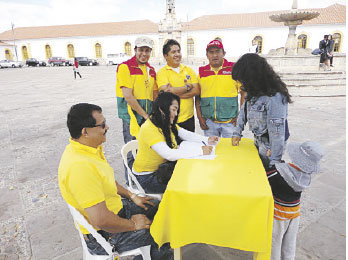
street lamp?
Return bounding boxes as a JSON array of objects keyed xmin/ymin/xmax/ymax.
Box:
[{"xmin": 11, "ymin": 22, "xmax": 18, "ymax": 61}]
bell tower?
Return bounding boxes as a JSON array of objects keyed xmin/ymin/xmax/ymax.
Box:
[{"xmin": 159, "ymin": 0, "xmax": 182, "ymax": 53}]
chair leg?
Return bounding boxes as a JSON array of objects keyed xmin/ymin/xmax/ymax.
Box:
[{"xmin": 139, "ymin": 245, "xmax": 151, "ymax": 260}]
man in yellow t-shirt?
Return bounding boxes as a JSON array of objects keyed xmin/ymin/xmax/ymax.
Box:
[
  {"xmin": 156, "ymin": 39, "xmax": 199, "ymax": 132},
  {"xmin": 58, "ymin": 103, "xmax": 172, "ymax": 259},
  {"xmin": 116, "ymin": 36, "xmax": 158, "ymax": 182},
  {"xmin": 116, "ymin": 36, "xmax": 158, "ymax": 142}
]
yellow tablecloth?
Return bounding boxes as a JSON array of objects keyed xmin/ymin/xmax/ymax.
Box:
[{"xmin": 150, "ymin": 138, "xmax": 274, "ymax": 260}]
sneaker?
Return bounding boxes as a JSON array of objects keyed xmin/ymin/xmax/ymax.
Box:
[{"xmin": 330, "ymin": 64, "xmax": 334, "ymax": 67}]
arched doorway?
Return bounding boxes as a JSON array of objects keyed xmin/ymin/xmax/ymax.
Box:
[
  {"xmin": 22, "ymin": 46, "xmax": 29, "ymax": 60},
  {"xmin": 124, "ymin": 42, "xmax": 132, "ymax": 56},
  {"xmin": 187, "ymin": 38, "xmax": 194, "ymax": 56},
  {"xmin": 253, "ymin": 36, "xmax": 263, "ymax": 54},
  {"xmin": 95, "ymin": 43, "xmax": 102, "ymax": 58},
  {"xmin": 5, "ymin": 49, "xmax": 13, "ymax": 60},
  {"xmin": 67, "ymin": 44, "xmax": 75, "ymax": 58},
  {"xmin": 45, "ymin": 45, "xmax": 52, "ymax": 59},
  {"xmin": 332, "ymin": 33, "xmax": 342, "ymax": 52},
  {"xmin": 297, "ymin": 34, "xmax": 307, "ymax": 49}
]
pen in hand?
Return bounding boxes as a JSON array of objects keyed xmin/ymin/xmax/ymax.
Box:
[{"xmin": 202, "ymin": 141, "xmax": 207, "ymax": 146}]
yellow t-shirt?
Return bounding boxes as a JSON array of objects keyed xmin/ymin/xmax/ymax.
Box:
[
  {"xmin": 58, "ymin": 139, "xmax": 123, "ymax": 234},
  {"xmin": 156, "ymin": 64, "xmax": 198, "ymax": 123},
  {"xmin": 116, "ymin": 63, "xmax": 157, "ymax": 101},
  {"xmin": 133, "ymin": 120, "xmax": 179, "ymax": 172}
]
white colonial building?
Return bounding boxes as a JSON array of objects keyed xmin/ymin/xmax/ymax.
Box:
[{"xmin": 0, "ymin": 1, "xmax": 345, "ymax": 63}]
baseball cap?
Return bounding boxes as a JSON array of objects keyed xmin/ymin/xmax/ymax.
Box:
[
  {"xmin": 206, "ymin": 39, "xmax": 224, "ymax": 51},
  {"xmin": 135, "ymin": 36, "xmax": 153, "ymax": 49}
]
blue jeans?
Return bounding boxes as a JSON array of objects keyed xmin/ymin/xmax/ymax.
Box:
[
  {"xmin": 204, "ymin": 119, "xmax": 235, "ymax": 138},
  {"xmin": 135, "ymin": 173, "xmax": 167, "ymax": 194},
  {"xmin": 84, "ymin": 199, "xmax": 173, "ymax": 260},
  {"xmin": 122, "ymin": 120, "xmax": 136, "ymax": 185}
]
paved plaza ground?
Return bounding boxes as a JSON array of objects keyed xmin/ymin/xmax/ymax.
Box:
[{"xmin": 0, "ymin": 65, "xmax": 345, "ymax": 260}]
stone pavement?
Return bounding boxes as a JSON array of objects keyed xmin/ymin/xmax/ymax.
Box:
[{"xmin": 0, "ymin": 65, "xmax": 345, "ymax": 260}]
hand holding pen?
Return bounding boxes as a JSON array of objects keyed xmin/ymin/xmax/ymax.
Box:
[{"xmin": 201, "ymin": 141, "xmax": 213, "ymax": 155}]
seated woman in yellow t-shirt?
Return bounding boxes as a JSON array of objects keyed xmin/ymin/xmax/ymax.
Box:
[{"xmin": 133, "ymin": 91, "xmax": 218, "ymax": 193}]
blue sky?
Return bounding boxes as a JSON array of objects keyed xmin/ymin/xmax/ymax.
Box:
[{"xmin": 0, "ymin": 0, "xmax": 345, "ymax": 33}]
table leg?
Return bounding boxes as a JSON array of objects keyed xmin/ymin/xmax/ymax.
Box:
[
  {"xmin": 253, "ymin": 251, "xmax": 271, "ymax": 260},
  {"xmin": 174, "ymin": 247, "xmax": 182, "ymax": 260}
]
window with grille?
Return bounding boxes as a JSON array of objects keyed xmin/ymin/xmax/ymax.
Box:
[
  {"xmin": 45, "ymin": 45, "xmax": 52, "ymax": 59},
  {"xmin": 297, "ymin": 34, "xmax": 307, "ymax": 49},
  {"xmin": 67, "ymin": 44, "xmax": 75, "ymax": 58},
  {"xmin": 22, "ymin": 46, "xmax": 29, "ymax": 60},
  {"xmin": 95, "ymin": 43, "xmax": 102, "ymax": 58},
  {"xmin": 124, "ymin": 42, "xmax": 132, "ymax": 56},
  {"xmin": 332, "ymin": 33, "xmax": 342, "ymax": 52},
  {"xmin": 187, "ymin": 38, "xmax": 194, "ymax": 56},
  {"xmin": 253, "ymin": 36, "xmax": 263, "ymax": 54}
]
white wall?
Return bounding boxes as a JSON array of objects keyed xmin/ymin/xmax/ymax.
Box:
[
  {"xmin": 2, "ymin": 23, "xmax": 345, "ymax": 62},
  {"xmin": 181, "ymin": 23, "xmax": 345, "ymax": 59},
  {"xmin": 9, "ymin": 33, "xmax": 159, "ymax": 61}
]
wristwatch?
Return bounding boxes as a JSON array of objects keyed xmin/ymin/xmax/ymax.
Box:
[{"xmin": 186, "ymin": 84, "xmax": 190, "ymax": 92}]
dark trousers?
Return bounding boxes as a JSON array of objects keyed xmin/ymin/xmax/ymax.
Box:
[
  {"xmin": 74, "ymin": 71, "xmax": 82, "ymax": 78},
  {"xmin": 330, "ymin": 56, "xmax": 333, "ymax": 65},
  {"xmin": 178, "ymin": 116, "xmax": 195, "ymax": 132},
  {"xmin": 84, "ymin": 199, "xmax": 173, "ymax": 260}
]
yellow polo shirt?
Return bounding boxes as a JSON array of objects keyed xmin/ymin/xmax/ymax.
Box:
[
  {"xmin": 156, "ymin": 64, "xmax": 198, "ymax": 123},
  {"xmin": 133, "ymin": 120, "xmax": 179, "ymax": 173},
  {"xmin": 58, "ymin": 139, "xmax": 123, "ymax": 234}
]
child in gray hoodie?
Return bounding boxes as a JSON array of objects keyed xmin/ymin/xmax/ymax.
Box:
[{"xmin": 266, "ymin": 141, "xmax": 324, "ymax": 260}]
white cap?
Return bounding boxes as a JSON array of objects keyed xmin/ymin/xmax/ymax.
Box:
[{"xmin": 135, "ymin": 36, "xmax": 153, "ymax": 49}]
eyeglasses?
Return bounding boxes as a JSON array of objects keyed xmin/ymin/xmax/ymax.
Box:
[{"xmin": 88, "ymin": 121, "xmax": 106, "ymax": 129}]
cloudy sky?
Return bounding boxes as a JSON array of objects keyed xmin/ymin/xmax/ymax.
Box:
[{"xmin": 0, "ymin": 0, "xmax": 345, "ymax": 33}]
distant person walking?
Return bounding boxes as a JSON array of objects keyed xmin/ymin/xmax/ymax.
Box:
[{"xmin": 73, "ymin": 58, "xmax": 82, "ymax": 79}]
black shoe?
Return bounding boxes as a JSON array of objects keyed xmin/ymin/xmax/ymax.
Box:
[{"xmin": 330, "ymin": 65, "xmax": 334, "ymax": 67}]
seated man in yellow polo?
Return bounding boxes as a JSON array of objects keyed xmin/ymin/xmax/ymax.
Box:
[
  {"xmin": 58, "ymin": 103, "xmax": 173, "ymax": 259},
  {"xmin": 156, "ymin": 39, "xmax": 199, "ymax": 132},
  {"xmin": 195, "ymin": 39, "xmax": 245, "ymax": 137}
]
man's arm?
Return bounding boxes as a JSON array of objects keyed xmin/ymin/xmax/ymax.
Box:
[
  {"xmin": 116, "ymin": 181, "xmax": 155, "ymax": 210},
  {"xmin": 195, "ymin": 95, "xmax": 208, "ymax": 130},
  {"xmin": 122, "ymin": 87, "xmax": 148, "ymax": 119},
  {"xmin": 180, "ymin": 83, "xmax": 200, "ymax": 99},
  {"xmin": 159, "ymin": 83, "xmax": 187, "ymax": 96},
  {"xmin": 239, "ymin": 90, "xmax": 246, "ymax": 108},
  {"xmin": 84, "ymin": 201, "xmax": 150, "ymax": 234}
]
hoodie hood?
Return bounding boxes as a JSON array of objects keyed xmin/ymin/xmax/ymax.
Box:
[{"xmin": 275, "ymin": 163, "xmax": 311, "ymax": 192}]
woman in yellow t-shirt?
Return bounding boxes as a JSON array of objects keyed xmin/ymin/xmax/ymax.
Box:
[{"xmin": 133, "ymin": 91, "xmax": 218, "ymax": 193}]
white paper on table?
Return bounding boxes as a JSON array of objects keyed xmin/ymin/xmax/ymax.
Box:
[{"xmin": 179, "ymin": 141, "xmax": 217, "ymax": 160}]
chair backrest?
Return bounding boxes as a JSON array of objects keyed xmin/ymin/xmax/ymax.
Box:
[
  {"xmin": 67, "ymin": 204, "xmax": 114, "ymax": 256},
  {"xmin": 120, "ymin": 140, "xmax": 145, "ymax": 194}
]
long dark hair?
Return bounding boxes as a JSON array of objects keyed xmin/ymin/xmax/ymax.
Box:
[
  {"xmin": 232, "ymin": 53, "xmax": 292, "ymax": 103},
  {"xmin": 150, "ymin": 91, "xmax": 181, "ymax": 148}
]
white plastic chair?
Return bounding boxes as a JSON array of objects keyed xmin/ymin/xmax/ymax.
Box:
[
  {"xmin": 67, "ymin": 204, "xmax": 151, "ymax": 260},
  {"xmin": 121, "ymin": 140, "xmax": 162, "ymax": 200}
]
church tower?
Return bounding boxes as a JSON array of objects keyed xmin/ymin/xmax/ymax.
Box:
[{"xmin": 158, "ymin": 0, "xmax": 182, "ymax": 53}]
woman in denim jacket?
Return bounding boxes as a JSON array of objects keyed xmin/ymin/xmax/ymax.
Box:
[{"xmin": 231, "ymin": 53, "xmax": 292, "ymax": 168}]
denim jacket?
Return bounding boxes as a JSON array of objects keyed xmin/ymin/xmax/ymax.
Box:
[{"xmin": 232, "ymin": 92, "xmax": 288, "ymax": 165}]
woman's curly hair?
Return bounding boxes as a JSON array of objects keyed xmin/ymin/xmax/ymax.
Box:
[
  {"xmin": 232, "ymin": 53, "xmax": 292, "ymax": 103},
  {"xmin": 150, "ymin": 91, "xmax": 181, "ymax": 148}
]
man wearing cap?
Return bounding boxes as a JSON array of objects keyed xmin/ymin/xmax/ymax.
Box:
[
  {"xmin": 157, "ymin": 39, "xmax": 199, "ymax": 132},
  {"xmin": 195, "ymin": 39, "xmax": 245, "ymax": 137},
  {"xmin": 116, "ymin": 36, "xmax": 158, "ymax": 180}
]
